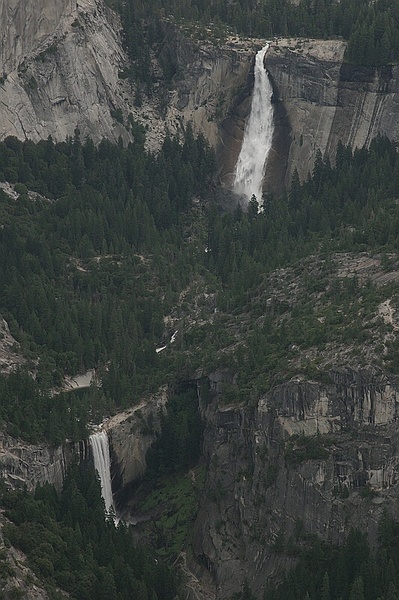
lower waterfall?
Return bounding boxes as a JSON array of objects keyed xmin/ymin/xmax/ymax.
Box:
[
  {"xmin": 89, "ymin": 430, "xmax": 115, "ymax": 516},
  {"xmin": 233, "ymin": 43, "xmax": 274, "ymax": 205}
]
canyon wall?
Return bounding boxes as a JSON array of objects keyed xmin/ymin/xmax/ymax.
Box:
[
  {"xmin": 0, "ymin": 433, "xmax": 88, "ymax": 492},
  {"xmin": 3, "ymin": 362, "xmax": 399, "ymax": 600},
  {"xmin": 0, "ymin": 0, "xmax": 256, "ymax": 162},
  {"xmin": 192, "ymin": 368, "xmax": 399, "ymax": 599},
  {"xmin": 107, "ymin": 389, "xmax": 168, "ymax": 508},
  {"xmin": 2, "ymin": 0, "xmax": 399, "ymax": 196},
  {"xmin": 0, "ymin": 389, "xmax": 166, "ymax": 498},
  {"xmin": 265, "ymin": 38, "xmax": 399, "ymax": 189},
  {"xmin": 0, "ymin": 0, "xmax": 129, "ymax": 144}
]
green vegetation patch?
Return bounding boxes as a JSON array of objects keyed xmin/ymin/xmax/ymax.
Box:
[
  {"xmin": 0, "ymin": 464, "xmax": 180, "ymax": 600},
  {"xmin": 284, "ymin": 433, "xmax": 333, "ymax": 465},
  {"xmin": 136, "ymin": 467, "xmax": 205, "ymax": 560}
]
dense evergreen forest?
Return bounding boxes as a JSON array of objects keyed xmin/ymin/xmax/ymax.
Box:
[
  {"xmin": 0, "ymin": 102, "xmax": 399, "ymax": 599},
  {"xmin": 0, "ymin": 129, "xmax": 215, "ymax": 442},
  {"xmin": 0, "ymin": 133, "xmax": 399, "ymax": 442},
  {"xmin": 114, "ymin": 0, "xmax": 399, "ymax": 70},
  {"xmin": 233, "ymin": 516, "xmax": 399, "ymax": 600},
  {"xmin": 0, "ymin": 463, "xmax": 179, "ymax": 600}
]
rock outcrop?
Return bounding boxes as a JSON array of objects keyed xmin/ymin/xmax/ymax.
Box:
[
  {"xmin": 2, "ymin": 2, "xmax": 399, "ymax": 197},
  {"xmin": 0, "ymin": 0, "xmax": 130, "ymax": 144},
  {"xmin": 161, "ymin": 28, "xmax": 257, "ymax": 185},
  {"xmin": 106, "ymin": 389, "xmax": 168, "ymax": 508},
  {"xmin": 0, "ymin": 387, "xmax": 167, "ymax": 498},
  {"xmin": 265, "ymin": 38, "xmax": 399, "ymax": 189},
  {"xmin": 0, "ymin": 432, "xmax": 88, "ymax": 491},
  {"xmin": 192, "ymin": 368, "xmax": 399, "ymax": 599},
  {"xmin": 0, "ymin": 0, "xmax": 256, "ymax": 164}
]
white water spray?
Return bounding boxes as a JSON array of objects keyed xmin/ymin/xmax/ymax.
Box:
[
  {"xmin": 90, "ymin": 430, "xmax": 115, "ymax": 515},
  {"xmin": 233, "ymin": 44, "xmax": 274, "ymax": 205}
]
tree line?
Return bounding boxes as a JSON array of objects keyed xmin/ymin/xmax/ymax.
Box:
[
  {"xmin": 1, "ymin": 462, "xmax": 179, "ymax": 600},
  {"xmin": 0, "ymin": 129, "xmax": 215, "ymax": 442},
  {"xmin": 112, "ymin": 0, "xmax": 399, "ymax": 75}
]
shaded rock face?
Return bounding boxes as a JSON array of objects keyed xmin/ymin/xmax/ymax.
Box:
[
  {"xmin": 170, "ymin": 37, "xmax": 399, "ymax": 196},
  {"xmin": 192, "ymin": 368, "xmax": 399, "ymax": 599},
  {"xmin": 107, "ymin": 390, "xmax": 168, "ymax": 509},
  {"xmin": 160, "ymin": 27, "xmax": 256, "ymax": 185},
  {"xmin": 0, "ymin": 0, "xmax": 257, "ymax": 179},
  {"xmin": 0, "ymin": 388, "xmax": 166, "ymax": 505},
  {"xmin": 0, "ymin": 433, "xmax": 89, "ymax": 492},
  {"xmin": 0, "ymin": 0, "xmax": 130, "ymax": 144},
  {"xmin": 265, "ymin": 40, "xmax": 399, "ymax": 188},
  {"xmin": 2, "ymin": 6, "xmax": 399, "ymax": 198}
]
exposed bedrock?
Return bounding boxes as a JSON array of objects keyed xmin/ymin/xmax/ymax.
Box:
[
  {"xmin": 192, "ymin": 368, "xmax": 399, "ymax": 599},
  {"xmin": 2, "ymin": 5, "xmax": 399, "ymax": 197},
  {"xmin": 266, "ymin": 39, "xmax": 399, "ymax": 188},
  {"xmin": 0, "ymin": 0, "xmax": 131, "ymax": 144},
  {"xmin": 0, "ymin": 433, "xmax": 89, "ymax": 492}
]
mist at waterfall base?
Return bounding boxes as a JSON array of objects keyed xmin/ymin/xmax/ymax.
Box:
[
  {"xmin": 89, "ymin": 430, "xmax": 116, "ymax": 519},
  {"xmin": 233, "ymin": 44, "xmax": 274, "ymax": 206}
]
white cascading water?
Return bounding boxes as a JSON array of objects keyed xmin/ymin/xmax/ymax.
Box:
[
  {"xmin": 90, "ymin": 430, "xmax": 115, "ymax": 515},
  {"xmin": 233, "ymin": 44, "xmax": 274, "ymax": 205}
]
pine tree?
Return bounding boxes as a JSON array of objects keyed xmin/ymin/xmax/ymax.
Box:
[
  {"xmin": 321, "ymin": 571, "xmax": 330, "ymax": 600},
  {"xmin": 350, "ymin": 576, "xmax": 365, "ymax": 600}
]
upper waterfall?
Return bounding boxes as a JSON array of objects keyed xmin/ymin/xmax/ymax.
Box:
[
  {"xmin": 233, "ymin": 44, "xmax": 274, "ymax": 205},
  {"xmin": 90, "ymin": 430, "xmax": 115, "ymax": 516}
]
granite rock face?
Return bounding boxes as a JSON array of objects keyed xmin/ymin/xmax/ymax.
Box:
[
  {"xmin": 0, "ymin": 0, "xmax": 129, "ymax": 144},
  {"xmin": 107, "ymin": 389, "xmax": 168, "ymax": 507},
  {"xmin": 161, "ymin": 28, "xmax": 256, "ymax": 186},
  {"xmin": 0, "ymin": 433, "xmax": 88, "ymax": 491},
  {"xmin": 192, "ymin": 368, "xmax": 399, "ymax": 599},
  {"xmin": 3, "ymin": 365, "xmax": 399, "ymax": 600},
  {"xmin": 265, "ymin": 39, "xmax": 399, "ymax": 189},
  {"xmin": 0, "ymin": 0, "xmax": 256, "ymax": 168},
  {"xmin": 0, "ymin": 386, "xmax": 167, "ymax": 497},
  {"xmin": 2, "ymin": 6, "xmax": 399, "ymax": 196}
]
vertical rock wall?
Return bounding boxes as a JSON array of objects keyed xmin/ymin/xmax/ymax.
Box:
[
  {"xmin": 192, "ymin": 368, "xmax": 399, "ymax": 599},
  {"xmin": 0, "ymin": 433, "xmax": 89, "ymax": 492},
  {"xmin": 0, "ymin": 0, "xmax": 76, "ymax": 74},
  {"xmin": 265, "ymin": 39, "xmax": 399, "ymax": 189},
  {"xmin": 0, "ymin": 0, "xmax": 130, "ymax": 143}
]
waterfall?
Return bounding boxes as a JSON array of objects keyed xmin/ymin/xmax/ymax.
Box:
[
  {"xmin": 233, "ymin": 44, "xmax": 274, "ymax": 205},
  {"xmin": 89, "ymin": 430, "xmax": 115, "ymax": 515}
]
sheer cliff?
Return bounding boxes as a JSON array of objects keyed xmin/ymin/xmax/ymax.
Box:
[
  {"xmin": 0, "ymin": 0, "xmax": 131, "ymax": 143},
  {"xmin": 265, "ymin": 38, "xmax": 399, "ymax": 190},
  {"xmin": 2, "ymin": 0, "xmax": 399, "ymax": 194},
  {"xmin": 0, "ymin": 0, "xmax": 256, "ymax": 162},
  {"xmin": 2, "ymin": 3, "xmax": 399, "ymax": 598},
  {"xmin": 191, "ymin": 368, "xmax": 399, "ymax": 599}
]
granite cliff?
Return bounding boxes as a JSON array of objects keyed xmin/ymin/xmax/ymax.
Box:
[
  {"xmin": 2, "ymin": 2, "xmax": 399, "ymax": 597},
  {"xmin": 2, "ymin": 0, "xmax": 399, "ymax": 195},
  {"xmin": 0, "ymin": 0, "xmax": 256, "ymax": 165},
  {"xmin": 0, "ymin": 0, "xmax": 131, "ymax": 144},
  {"xmin": 3, "ymin": 366, "xmax": 399, "ymax": 599},
  {"xmin": 0, "ymin": 387, "xmax": 166, "ymax": 499},
  {"xmin": 190, "ymin": 367, "xmax": 399, "ymax": 599},
  {"xmin": 265, "ymin": 38, "xmax": 399, "ymax": 191}
]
